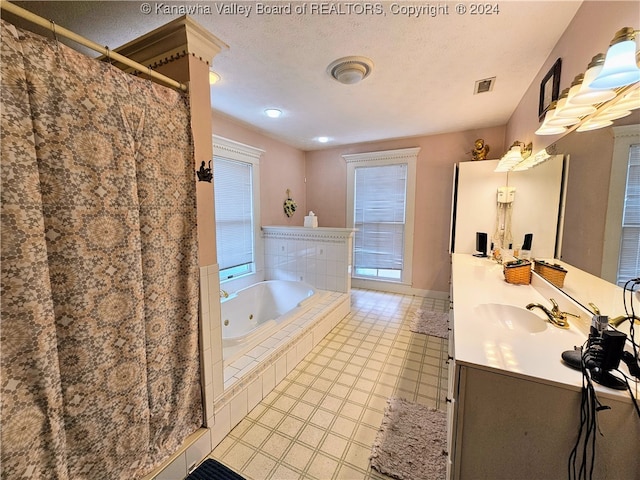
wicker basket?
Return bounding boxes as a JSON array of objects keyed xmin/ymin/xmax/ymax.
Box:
[
  {"xmin": 503, "ymin": 260, "xmax": 532, "ymax": 285},
  {"xmin": 534, "ymin": 260, "xmax": 567, "ymax": 288}
]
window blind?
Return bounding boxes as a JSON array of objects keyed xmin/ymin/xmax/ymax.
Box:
[
  {"xmin": 354, "ymin": 164, "xmax": 407, "ymax": 271},
  {"xmin": 618, "ymin": 143, "xmax": 640, "ymax": 286},
  {"xmin": 214, "ymin": 157, "xmax": 253, "ymax": 273}
]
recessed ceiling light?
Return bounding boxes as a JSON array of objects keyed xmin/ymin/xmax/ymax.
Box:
[
  {"xmin": 209, "ymin": 71, "xmax": 220, "ymax": 85},
  {"xmin": 317, "ymin": 136, "xmax": 329, "ymax": 143},
  {"xmin": 264, "ymin": 108, "xmax": 282, "ymax": 118}
]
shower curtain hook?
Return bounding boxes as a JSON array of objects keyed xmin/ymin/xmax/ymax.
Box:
[
  {"xmin": 49, "ymin": 19, "xmax": 58, "ymax": 42},
  {"xmin": 105, "ymin": 46, "xmax": 112, "ymax": 65},
  {"xmin": 49, "ymin": 19, "xmax": 62, "ymax": 56}
]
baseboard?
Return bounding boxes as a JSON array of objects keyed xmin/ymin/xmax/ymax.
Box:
[{"xmin": 351, "ymin": 278, "xmax": 449, "ymax": 299}]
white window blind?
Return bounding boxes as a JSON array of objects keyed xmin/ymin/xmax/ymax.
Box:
[
  {"xmin": 618, "ymin": 143, "xmax": 640, "ymax": 286},
  {"xmin": 354, "ymin": 164, "xmax": 407, "ymax": 273},
  {"xmin": 214, "ymin": 157, "xmax": 253, "ymax": 276}
]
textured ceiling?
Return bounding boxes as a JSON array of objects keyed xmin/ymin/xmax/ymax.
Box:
[{"xmin": 9, "ymin": 1, "xmax": 583, "ymax": 150}]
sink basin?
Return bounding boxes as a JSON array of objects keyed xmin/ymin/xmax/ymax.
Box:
[{"xmin": 474, "ymin": 303, "xmax": 548, "ymax": 333}]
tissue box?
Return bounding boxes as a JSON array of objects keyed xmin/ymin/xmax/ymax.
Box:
[{"xmin": 304, "ymin": 216, "xmax": 318, "ymax": 228}]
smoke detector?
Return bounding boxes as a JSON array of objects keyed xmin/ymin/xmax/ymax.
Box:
[{"xmin": 327, "ymin": 56, "xmax": 374, "ymax": 85}]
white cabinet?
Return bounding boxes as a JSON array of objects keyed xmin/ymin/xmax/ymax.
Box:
[{"xmin": 448, "ymin": 364, "xmax": 639, "ymax": 479}]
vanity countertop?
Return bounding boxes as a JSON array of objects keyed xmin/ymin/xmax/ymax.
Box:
[{"xmin": 451, "ymin": 253, "xmax": 634, "ymax": 402}]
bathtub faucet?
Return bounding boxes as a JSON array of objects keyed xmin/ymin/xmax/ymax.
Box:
[{"xmin": 220, "ymin": 289, "xmax": 229, "ymax": 299}]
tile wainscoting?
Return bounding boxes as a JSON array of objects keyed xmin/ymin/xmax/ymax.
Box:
[{"xmin": 262, "ymin": 226, "xmax": 355, "ymax": 293}]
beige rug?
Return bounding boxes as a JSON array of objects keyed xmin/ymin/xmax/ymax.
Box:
[
  {"xmin": 409, "ymin": 309, "xmax": 449, "ymax": 338},
  {"xmin": 370, "ymin": 397, "xmax": 447, "ymax": 480}
]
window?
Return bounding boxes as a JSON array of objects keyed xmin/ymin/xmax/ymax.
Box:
[
  {"xmin": 214, "ymin": 158, "xmax": 253, "ymax": 279},
  {"xmin": 354, "ymin": 164, "xmax": 407, "ymax": 280},
  {"xmin": 617, "ymin": 143, "xmax": 640, "ymax": 287},
  {"xmin": 344, "ymin": 148, "xmax": 419, "ymax": 285},
  {"xmin": 212, "ymin": 136, "xmax": 263, "ymax": 282}
]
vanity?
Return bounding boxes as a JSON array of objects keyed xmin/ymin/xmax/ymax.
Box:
[{"xmin": 447, "ymin": 253, "xmax": 640, "ymax": 480}]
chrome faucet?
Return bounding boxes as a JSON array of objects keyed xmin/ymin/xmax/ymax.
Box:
[
  {"xmin": 526, "ymin": 298, "xmax": 578, "ymax": 329},
  {"xmin": 220, "ymin": 289, "xmax": 229, "ymax": 299}
]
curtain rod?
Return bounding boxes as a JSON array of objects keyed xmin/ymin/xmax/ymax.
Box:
[{"xmin": 0, "ymin": 0, "xmax": 187, "ymax": 92}]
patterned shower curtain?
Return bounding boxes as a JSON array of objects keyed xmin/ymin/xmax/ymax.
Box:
[{"xmin": 1, "ymin": 20, "xmax": 203, "ymax": 479}]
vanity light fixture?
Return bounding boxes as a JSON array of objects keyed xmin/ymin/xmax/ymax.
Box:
[
  {"xmin": 576, "ymin": 117, "xmax": 614, "ymax": 132},
  {"xmin": 264, "ymin": 108, "xmax": 283, "ymax": 118},
  {"xmin": 590, "ymin": 27, "xmax": 640, "ymax": 90},
  {"xmin": 495, "ymin": 141, "xmax": 533, "ymax": 172},
  {"xmin": 590, "ymin": 108, "xmax": 633, "ymax": 122},
  {"xmin": 535, "ymin": 123, "xmax": 567, "ymax": 136},
  {"xmin": 546, "ymin": 89, "xmax": 582, "ymax": 126},
  {"xmin": 536, "ymin": 101, "xmax": 569, "ymax": 135},
  {"xmin": 536, "ymin": 27, "xmax": 639, "ymax": 137},
  {"xmin": 607, "ymin": 88, "xmax": 640, "ymax": 112},
  {"xmin": 569, "ymin": 54, "xmax": 617, "ymax": 105},
  {"xmin": 512, "ymin": 149, "xmax": 552, "ymax": 171},
  {"xmin": 557, "ymin": 76, "xmax": 597, "ymax": 117}
]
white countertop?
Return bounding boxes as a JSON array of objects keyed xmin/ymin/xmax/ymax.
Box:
[{"xmin": 451, "ymin": 253, "xmax": 635, "ymax": 402}]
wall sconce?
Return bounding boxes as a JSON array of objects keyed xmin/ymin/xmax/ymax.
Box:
[
  {"xmin": 590, "ymin": 27, "xmax": 640, "ymax": 90},
  {"xmin": 495, "ymin": 141, "xmax": 533, "ymax": 172}
]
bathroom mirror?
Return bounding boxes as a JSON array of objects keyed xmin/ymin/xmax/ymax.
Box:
[{"xmin": 541, "ymin": 111, "xmax": 639, "ymax": 309}]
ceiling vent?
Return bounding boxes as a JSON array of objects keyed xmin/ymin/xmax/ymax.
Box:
[
  {"xmin": 474, "ymin": 77, "xmax": 496, "ymax": 94},
  {"xmin": 327, "ymin": 56, "xmax": 374, "ymax": 85}
]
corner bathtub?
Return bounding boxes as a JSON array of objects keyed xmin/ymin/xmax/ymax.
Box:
[{"xmin": 221, "ymin": 280, "xmax": 322, "ymax": 364}]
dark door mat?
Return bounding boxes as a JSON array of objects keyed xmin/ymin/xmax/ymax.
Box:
[{"xmin": 186, "ymin": 459, "xmax": 246, "ymax": 480}]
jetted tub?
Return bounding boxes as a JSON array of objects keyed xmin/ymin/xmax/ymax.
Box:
[{"xmin": 220, "ymin": 280, "xmax": 320, "ymax": 363}]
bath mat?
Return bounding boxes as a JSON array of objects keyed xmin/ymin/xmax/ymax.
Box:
[
  {"xmin": 186, "ymin": 458, "xmax": 246, "ymax": 480},
  {"xmin": 409, "ymin": 309, "xmax": 449, "ymax": 338},
  {"xmin": 370, "ymin": 398, "xmax": 447, "ymax": 480}
]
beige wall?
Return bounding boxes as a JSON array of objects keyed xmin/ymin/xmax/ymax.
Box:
[
  {"xmin": 506, "ymin": 1, "xmax": 639, "ymax": 277},
  {"xmin": 305, "ymin": 127, "xmax": 506, "ymax": 293},
  {"xmin": 211, "ymin": 111, "xmax": 307, "ymax": 227}
]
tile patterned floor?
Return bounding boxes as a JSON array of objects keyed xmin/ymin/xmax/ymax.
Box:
[{"xmin": 209, "ymin": 288, "xmax": 450, "ymax": 480}]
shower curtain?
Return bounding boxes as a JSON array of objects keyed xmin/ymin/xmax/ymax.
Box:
[{"xmin": 1, "ymin": 20, "xmax": 203, "ymax": 479}]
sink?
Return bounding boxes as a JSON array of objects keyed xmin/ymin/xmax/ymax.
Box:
[{"xmin": 474, "ymin": 303, "xmax": 548, "ymax": 333}]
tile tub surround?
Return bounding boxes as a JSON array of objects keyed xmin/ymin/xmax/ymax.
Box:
[
  {"xmin": 222, "ymin": 290, "xmax": 348, "ymax": 390},
  {"xmin": 208, "ymin": 289, "xmax": 450, "ymax": 480},
  {"xmin": 262, "ymin": 226, "xmax": 355, "ymax": 293}
]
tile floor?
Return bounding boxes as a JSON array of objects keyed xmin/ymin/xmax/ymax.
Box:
[{"xmin": 209, "ymin": 288, "xmax": 450, "ymax": 480}]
